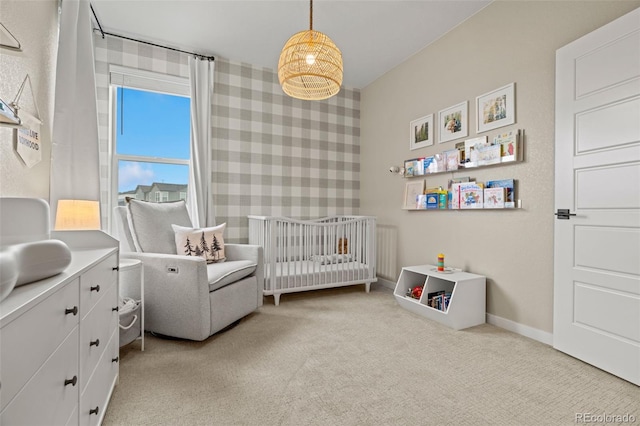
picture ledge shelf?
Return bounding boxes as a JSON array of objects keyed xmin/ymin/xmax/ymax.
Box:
[
  {"xmin": 403, "ymin": 202, "xmax": 522, "ymax": 211},
  {"xmin": 405, "ymin": 156, "xmax": 523, "ymax": 179}
]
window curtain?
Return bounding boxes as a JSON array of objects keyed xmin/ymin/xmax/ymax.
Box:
[
  {"xmin": 50, "ymin": 0, "xmax": 100, "ymax": 225},
  {"xmin": 187, "ymin": 56, "xmax": 215, "ymax": 228}
]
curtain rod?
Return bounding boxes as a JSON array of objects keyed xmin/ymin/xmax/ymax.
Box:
[{"xmin": 89, "ymin": 4, "xmax": 215, "ymax": 61}]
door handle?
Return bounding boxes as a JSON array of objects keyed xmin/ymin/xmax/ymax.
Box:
[{"xmin": 555, "ymin": 209, "xmax": 576, "ymax": 220}]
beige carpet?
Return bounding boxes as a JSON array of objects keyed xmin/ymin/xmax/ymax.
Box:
[{"xmin": 104, "ymin": 285, "xmax": 639, "ymax": 426}]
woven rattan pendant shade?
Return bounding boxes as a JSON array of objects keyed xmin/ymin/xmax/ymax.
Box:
[{"xmin": 278, "ymin": 1, "xmax": 343, "ymax": 100}]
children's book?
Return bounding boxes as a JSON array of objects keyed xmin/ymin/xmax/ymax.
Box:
[
  {"xmin": 493, "ymin": 129, "xmax": 521, "ymax": 163},
  {"xmin": 404, "ymin": 159, "xmax": 415, "ymax": 177},
  {"xmin": 459, "ymin": 182, "xmax": 484, "ymax": 209},
  {"xmin": 444, "ymin": 149, "xmax": 459, "ymax": 171},
  {"xmin": 463, "ymin": 136, "xmax": 488, "ymax": 167},
  {"xmin": 413, "ymin": 158, "xmax": 425, "ymax": 176},
  {"xmin": 434, "ymin": 153, "xmax": 445, "ymax": 173},
  {"xmin": 423, "ymin": 156, "xmax": 437, "ymax": 174},
  {"xmin": 486, "ymin": 179, "xmax": 515, "ymax": 208},
  {"xmin": 448, "ymin": 177, "xmax": 470, "ymax": 209},
  {"xmin": 425, "ymin": 192, "xmax": 439, "ymax": 209},
  {"xmin": 455, "ymin": 141, "xmax": 466, "ymax": 165},
  {"xmin": 484, "ymin": 187, "xmax": 506, "ymax": 208},
  {"xmin": 476, "ymin": 144, "xmax": 501, "ymax": 166}
]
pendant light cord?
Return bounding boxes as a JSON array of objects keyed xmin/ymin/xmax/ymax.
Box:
[{"xmin": 309, "ymin": 0, "xmax": 313, "ymax": 31}]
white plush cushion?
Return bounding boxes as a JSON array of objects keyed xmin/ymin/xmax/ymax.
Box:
[
  {"xmin": 207, "ymin": 260, "xmax": 257, "ymax": 292},
  {"xmin": 127, "ymin": 199, "xmax": 192, "ymax": 254},
  {"xmin": 9, "ymin": 239, "xmax": 72, "ymax": 287},
  {"xmin": 172, "ymin": 223, "xmax": 226, "ymax": 263}
]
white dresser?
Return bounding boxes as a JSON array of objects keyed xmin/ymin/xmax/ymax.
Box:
[{"xmin": 0, "ymin": 230, "xmax": 119, "ymax": 425}]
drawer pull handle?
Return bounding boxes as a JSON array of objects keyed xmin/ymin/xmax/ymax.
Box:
[
  {"xmin": 90, "ymin": 339, "xmax": 100, "ymax": 347},
  {"xmin": 112, "ymin": 356, "xmax": 119, "ymax": 363},
  {"xmin": 89, "ymin": 406, "xmax": 99, "ymax": 416},
  {"xmin": 64, "ymin": 376, "xmax": 78, "ymax": 387},
  {"xmin": 112, "ymin": 266, "xmax": 119, "ymax": 271},
  {"xmin": 112, "ymin": 306, "xmax": 119, "ymax": 312},
  {"xmin": 90, "ymin": 285, "xmax": 100, "ymax": 292},
  {"xmin": 65, "ymin": 306, "xmax": 78, "ymax": 316}
]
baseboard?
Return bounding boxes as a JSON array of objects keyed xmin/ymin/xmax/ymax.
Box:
[
  {"xmin": 377, "ymin": 275, "xmax": 552, "ymax": 345},
  {"xmin": 486, "ymin": 313, "xmax": 553, "ymax": 346},
  {"xmin": 375, "ymin": 276, "xmax": 396, "ymax": 291}
]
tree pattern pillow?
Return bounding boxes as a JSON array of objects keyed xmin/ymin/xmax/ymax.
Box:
[{"xmin": 172, "ymin": 223, "xmax": 226, "ymax": 263}]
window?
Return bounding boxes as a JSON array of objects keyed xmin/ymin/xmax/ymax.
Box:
[
  {"xmin": 110, "ymin": 66, "xmax": 190, "ymax": 210},
  {"xmin": 155, "ymin": 191, "xmax": 169, "ymax": 202}
]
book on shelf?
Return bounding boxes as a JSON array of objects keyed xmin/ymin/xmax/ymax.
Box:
[
  {"xmin": 425, "ymin": 192, "xmax": 439, "ymax": 209},
  {"xmin": 455, "ymin": 141, "xmax": 466, "ymax": 165},
  {"xmin": 476, "ymin": 144, "xmax": 501, "ymax": 166},
  {"xmin": 486, "ymin": 179, "xmax": 515, "ymax": 208},
  {"xmin": 460, "ymin": 182, "xmax": 484, "ymax": 209},
  {"xmin": 404, "ymin": 159, "xmax": 416, "ymax": 177},
  {"xmin": 438, "ymin": 191, "xmax": 447, "ymax": 209},
  {"xmin": 427, "ymin": 291, "xmax": 451, "ymax": 311},
  {"xmin": 463, "ymin": 136, "xmax": 489, "ymax": 167},
  {"xmin": 493, "ymin": 129, "xmax": 521, "ymax": 163},
  {"xmin": 448, "ymin": 177, "xmax": 470, "ymax": 209},
  {"xmin": 414, "ymin": 158, "xmax": 425, "ymax": 176},
  {"xmin": 484, "ymin": 187, "xmax": 506, "ymax": 208},
  {"xmin": 444, "ymin": 149, "xmax": 460, "ymax": 171},
  {"xmin": 434, "ymin": 153, "xmax": 445, "ymax": 173},
  {"xmin": 423, "ymin": 156, "xmax": 439, "ymax": 174}
]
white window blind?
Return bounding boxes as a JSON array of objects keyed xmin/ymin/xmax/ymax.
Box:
[{"xmin": 109, "ymin": 65, "xmax": 189, "ymax": 96}]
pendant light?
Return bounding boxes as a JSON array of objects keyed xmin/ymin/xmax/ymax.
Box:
[{"xmin": 278, "ymin": 0, "xmax": 343, "ymax": 101}]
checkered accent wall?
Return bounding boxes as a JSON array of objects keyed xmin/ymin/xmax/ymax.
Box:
[{"xmin": 94, "ymin": 35, "xmax": 360, "ymax": 243}]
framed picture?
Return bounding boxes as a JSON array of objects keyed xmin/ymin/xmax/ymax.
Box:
[
  {"xmin": 476, "ymin": 83, "xmax": 515, "ymax": 133},
  {"xmin": 409, "ymin": 114, "xmax": 433, "ymax": 150},
  {"xmin": 403, "ymin": 180, "xmax": 425, "ymax": 210},
  {"xmin": 438, "ymin": 101, "xmax": 468, "ymax": 144}
]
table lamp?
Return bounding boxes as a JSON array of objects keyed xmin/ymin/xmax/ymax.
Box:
[{"xmin": 54, "ymin": 200, "xmax": 101, "ymax": 230}]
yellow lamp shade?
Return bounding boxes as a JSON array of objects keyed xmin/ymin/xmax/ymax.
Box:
[
  {"xmin": 278, "ymin": 29, "xmax": 343, "ymax": 101},
  {"xmin": 54, "ymin": 200, "xmax": 101, "ymax": 230}
]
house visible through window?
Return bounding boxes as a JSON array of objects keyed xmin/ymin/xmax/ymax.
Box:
[{"xmin": 110, "ymin": 66, "xmax": 190, "ymax": 209}]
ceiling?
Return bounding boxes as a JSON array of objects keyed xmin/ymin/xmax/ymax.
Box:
[{"xmin": 90, "ymin": 0, "xmax": 492, "ymax": 89}]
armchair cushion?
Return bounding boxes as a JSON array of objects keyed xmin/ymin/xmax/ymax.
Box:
[
  {"xmin": 207, "ymin": 260, "xmax": 257, "ymax": 292},
  {"xmin": 172, "ymin": 223, "xmax": 226, "ymax": 263},
  {"xmin": 127, "ymin": 199, "xmax": 192, "ymax": 254}
]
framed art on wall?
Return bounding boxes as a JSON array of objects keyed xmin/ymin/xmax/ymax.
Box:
[
  {"xmin": 409, "ymin": 114, "xmax": 433, "ymax": 150},
  {"xmin": 438, "ymin": 101, "xmax": 468, "ymax": 144},
  {"xmin": 476, "ymin": 83, "xmax": 515, "ymax": 133}
]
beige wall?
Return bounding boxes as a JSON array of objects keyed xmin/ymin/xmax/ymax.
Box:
[
  {"xmin": 0, "ymin": 0, "xmax": 58, "ymax": 199},
  {"xmin": 360, "ymin": 1, "xmax": 640, "ymax": 333}
]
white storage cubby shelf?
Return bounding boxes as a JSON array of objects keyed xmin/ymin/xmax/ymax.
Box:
[{"xmin": 393, "ymin": 265, "xmax": 486, "ymax": 330}]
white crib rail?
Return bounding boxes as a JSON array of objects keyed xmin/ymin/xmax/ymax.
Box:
[{"xmin": 248, "ymin": 215, "xmax": 377, "ymax": 305}]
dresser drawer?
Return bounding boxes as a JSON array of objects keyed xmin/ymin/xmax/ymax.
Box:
[
  {"xmin": 80, "ymin": 253, "xmax": 118, "ymax": 318},
  {"xmin": 80, "ymin": 282, "xmax": 118, "ymax": 392},
  {"xmin": 0, "ymin": 327, "xmax": 79, "ymax": 426},
  {"xmin": 0, "ymin": 279, "xmax": 79, "ymax": 411},
  {"xmin": 80, "ymin": 329, "xmax": 119, "ymax": 426}
]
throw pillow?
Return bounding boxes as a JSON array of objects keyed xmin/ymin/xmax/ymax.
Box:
[
  {"xmin": 172, "ymin": 223, "xmax": 226, "ymax": 263},
  {"xmin": 126, "ymin": 199, "xmax": 192, "ymax": 254}
]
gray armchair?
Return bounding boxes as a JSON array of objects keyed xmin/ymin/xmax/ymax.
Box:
[{"xmin": 113, "ymin": 202, "xmax": 262, "ymax": 341}]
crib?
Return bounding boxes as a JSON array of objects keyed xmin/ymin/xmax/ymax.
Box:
[{"xmin": 248, "ymin": 215, "xmax": 377, "ymax": 305}]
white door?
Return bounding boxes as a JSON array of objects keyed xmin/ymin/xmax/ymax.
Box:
[{"xmin": 554, "ymin": 7, "xmax": 640, "ymax": 386}]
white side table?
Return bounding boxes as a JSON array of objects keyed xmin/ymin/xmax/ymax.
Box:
[{"xmin": 119, "ymin": 258, "xmax": 144, "ymax": 351}]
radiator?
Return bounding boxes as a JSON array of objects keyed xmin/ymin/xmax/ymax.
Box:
[{"xmin": 376, "ymin": 224, "xmax": 397, "ymax": 281}]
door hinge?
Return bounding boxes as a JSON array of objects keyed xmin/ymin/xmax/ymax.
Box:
[{"xmin": 555, "ymin": 209, "xmax": 576, "ymax": 220}]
